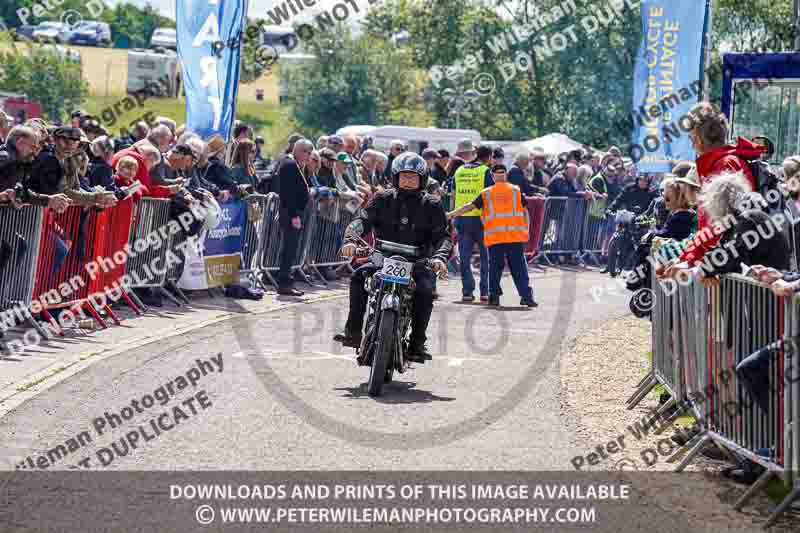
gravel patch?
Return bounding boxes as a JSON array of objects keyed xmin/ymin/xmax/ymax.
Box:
[{"xmin": 560, "ymin": 315, "xmax": 799, "ymax": 531}]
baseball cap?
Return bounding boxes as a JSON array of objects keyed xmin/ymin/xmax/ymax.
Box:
[
  {"xmin": 457, "ymin": 138, "xmax": 475, "ymax": 153},
  {"xmin": 53, "ymin": 126, "xmax": 83, "ymax": 140},
  {"xmin": 336, "ymin": 151, "xmax": 352, "ymax": 164},
  {"xmin": 328, "ymin": 135, "xmax": 344, "ymax": 146},
  {"xmin": 491, "ymin": 164, "xmax": 508, "ymax": 173}
]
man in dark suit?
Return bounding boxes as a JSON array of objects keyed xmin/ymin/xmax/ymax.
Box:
[
  {"xmin": 507, "ymin": 151, "xmax": 537, "ymax": 198},
  {"xmin": 273, "ymin": 138, "xmax": 312, "ymax": 296}
]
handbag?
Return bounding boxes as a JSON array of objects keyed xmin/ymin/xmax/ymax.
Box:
[{"xmin": 247, "ymin": 198, "xmax": 263, "ymax": 223}]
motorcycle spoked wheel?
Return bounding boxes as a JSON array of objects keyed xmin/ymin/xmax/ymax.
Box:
[
  {"xmin": 606, "ymin": 234, "xmax": 622, "ymax": 277},
  {"xmin": 368, "ymin": 309, "xmax": 397, "ymax": 397},
  {"xmin": 630, "ymin": 288, "xmax": 654, "ymax": 318}
]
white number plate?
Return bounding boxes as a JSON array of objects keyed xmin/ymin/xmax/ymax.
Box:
[{"xmin": 381, "ymin": 257, "xmax": 413, "ymax": 285}]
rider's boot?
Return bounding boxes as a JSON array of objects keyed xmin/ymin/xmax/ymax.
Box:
[
  {"xmin": 407, "ymin": 341, "xmax": 433, "ymax": 363},
  {"xmin": 333, "ymin": 331, "xmax": 362, "ymax": 349}
]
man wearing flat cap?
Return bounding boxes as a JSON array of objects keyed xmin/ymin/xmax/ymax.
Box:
[{"xmin": 29, "ymin": 126, "xmax": 117, "ymax": 208}]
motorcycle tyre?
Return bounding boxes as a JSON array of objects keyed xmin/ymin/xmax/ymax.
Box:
[{"xmin": 368, "ymin": 309, "xmax": 397, "ymax": 397}]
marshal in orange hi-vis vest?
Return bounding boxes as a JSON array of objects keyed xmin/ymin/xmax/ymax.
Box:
[{"xmin": 479, "ymin": 182, "xmax": 530, "ymax": 247}]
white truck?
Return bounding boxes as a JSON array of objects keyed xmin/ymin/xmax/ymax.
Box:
[{"xmin": 336, "ymin": 125, "xmax": 482, "ymax": 155}]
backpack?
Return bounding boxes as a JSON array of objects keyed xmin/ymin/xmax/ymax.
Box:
[{"xmin": 743, "ymin": 155, "xmax": 783, "ymax": 213}]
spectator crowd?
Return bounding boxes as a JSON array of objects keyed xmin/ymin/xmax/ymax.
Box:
[{"xmin": 3, "ymin": 102, "xmax": 800, "ymax": 304}]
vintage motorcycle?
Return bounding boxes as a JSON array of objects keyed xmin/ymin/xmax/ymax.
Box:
[
  {"xmin": 355, "ymin": 239, "xmax": 435, "ymax": 397},
  {"xmin": 605, "ymin": 210, "xmax": 653, "ymax": 278}
]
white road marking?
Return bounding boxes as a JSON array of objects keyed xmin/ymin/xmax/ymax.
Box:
[
  {"xmin": 445, "ymin": 356, "xmax": 492, "ymax": 367},
  {"xmin": 232, "ymin": 351, "xmax": 291, "ymax": 359},
  {"xmin": 307, "ymin": 351, "xmax": 357, "ymax": 361}
]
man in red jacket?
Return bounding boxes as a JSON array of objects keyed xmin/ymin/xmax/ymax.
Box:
[
  {"xmin": 112, "ymin": 141, "xmax": 180, "ymax": 199},
  {"xmin": 661, "ymin": 102, "xmax": 765, "ymax": 281}
]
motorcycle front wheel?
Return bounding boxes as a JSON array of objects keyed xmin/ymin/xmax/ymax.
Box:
[
  {"xmin": 368, "ymin": 309, "xmax": 397, "ymax": 397},
  {"xmin": 607, "ymin": 234, "xmax": 621, "ymax": 277}
]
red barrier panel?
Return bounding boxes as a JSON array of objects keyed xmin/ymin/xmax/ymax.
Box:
[
  {"xmin": 32, "ymin": 206, "xmax": 99, "ymax": 333},
  {"xmin": 88, "ymin": 198, "xmax": 141, "ymax": 320},
  {"xmin": 524, "ymin": 196, "xmax": 546, "ymax": 260},
  {"xmin": 32, "ymin": 202, "xmax": 138, "ymax": 335}
]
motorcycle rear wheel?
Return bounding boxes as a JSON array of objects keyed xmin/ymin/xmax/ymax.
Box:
[{"xmin": 368, "ymin": 310, "xmax": 397, "ymax": 397}]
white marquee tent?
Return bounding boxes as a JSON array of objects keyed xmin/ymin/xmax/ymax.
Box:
[{"xmin": 521, "ymin": 133, "xmax": 593, "ymax": 156}]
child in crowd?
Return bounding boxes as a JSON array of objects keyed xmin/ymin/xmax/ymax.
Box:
[{"xmin": 113, "ymin": 156, "xmax": 145, "ymax": 200}]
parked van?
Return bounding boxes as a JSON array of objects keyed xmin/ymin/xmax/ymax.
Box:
[{"xmin": 127, "ymin": 49, "xmax": 180, "ymax": 97}]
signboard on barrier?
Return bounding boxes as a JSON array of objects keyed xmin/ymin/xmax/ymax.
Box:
[{"xmin": 203, "ymin": 200, "xmax": 245, "ymax": 288}]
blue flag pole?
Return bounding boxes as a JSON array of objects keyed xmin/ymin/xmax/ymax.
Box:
[{"xmin": 701, "ymin": 0, "xmax": 715, "ymax": 101}]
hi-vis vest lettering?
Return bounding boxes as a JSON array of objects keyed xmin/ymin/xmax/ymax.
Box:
[
  {"xmin": 454, "ymin": 164, "xmax": 486, "ymax": 217},
  {"xmin": 480, "ymin": 182, "xmax": 530, "ymax": 247}
]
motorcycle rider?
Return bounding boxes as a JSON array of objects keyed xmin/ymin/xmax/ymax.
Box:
[
  {"xmin": 606, "ymin": 173, "xmax": 658, "ymax": 216},
  {"xmin": 334, "ymin": 152, "xmax": 453, "ymax": 364},
  {"xmin": 601, "ymin": 173, "xmax": 658, "ymax": 274}
]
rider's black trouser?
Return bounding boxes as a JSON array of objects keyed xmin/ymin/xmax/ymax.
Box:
[{"xmin": 344, "ymin": 262, "xmax": 435, "ymax": 347}]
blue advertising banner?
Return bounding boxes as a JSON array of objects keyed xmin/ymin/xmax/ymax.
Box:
[
  {"xmin": 204, "ymin": 200, "xmax": 246, "ymax": 287},
  {"xmin": 630, "ymin": 0, "xmax": 710, "ymax": 173},
  {"xmin": 176, "ymin": 0, "xmax": 247, "ymax": 141}
]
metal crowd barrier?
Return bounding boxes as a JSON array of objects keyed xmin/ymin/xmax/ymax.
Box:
[
  {"xmin": 255, "ymin": 193, "xmax": 315, "ymax": 287},
  {"xmin": 536, "ymin": 197, "xmax": 589, "ymax": 264},
  {"xmin": 0, "ymin": 205, "xmax": 45, "ymax": 342},
  {"xmin": 239, "ymin": 194, "xmax": 275, "ymax": 287},
  {"xmin": 627, "ymin": 272, "xmax": 682, "ymax": 422},
  {"xmin": 580, "ymin": 208, "xmax": 607, "ymax": 265},
  {"xmin": 123, "ymin": 198, "xmax": 180, "ymax": 307},
  {"xmin": 304, "ymin": 198, "xmax": 355, "ymax": 282},
  {"xmin": 635, "ymin": 269, "xmax": 800, "ymax": 527}
]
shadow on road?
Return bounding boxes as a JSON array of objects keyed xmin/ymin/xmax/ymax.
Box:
[{"xmin": 335, "ymin": 382, "xmax": 456, "ymax": 404}]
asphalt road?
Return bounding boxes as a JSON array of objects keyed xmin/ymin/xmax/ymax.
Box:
[{"xmin": 0, "ymin": 268, "xmax": 630, "ymax": 471}]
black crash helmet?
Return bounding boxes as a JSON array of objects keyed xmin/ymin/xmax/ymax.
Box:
[{"xmin": 391, "ymin": 151, "xmax": 427, "ymax": 190}]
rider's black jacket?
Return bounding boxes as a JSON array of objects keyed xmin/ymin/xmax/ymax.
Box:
[
  {"xmin": 344, "ymin": 188, "xmax": 453, "ymax": 263},
  {"xmin": 607, "ymin": 184, "xmax": 657, "ymax": 216}
]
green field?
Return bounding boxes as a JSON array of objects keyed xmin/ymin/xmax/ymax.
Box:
[{"xmin": 82, "ymin": 96, "xmax": 294, "ymax": 154}]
